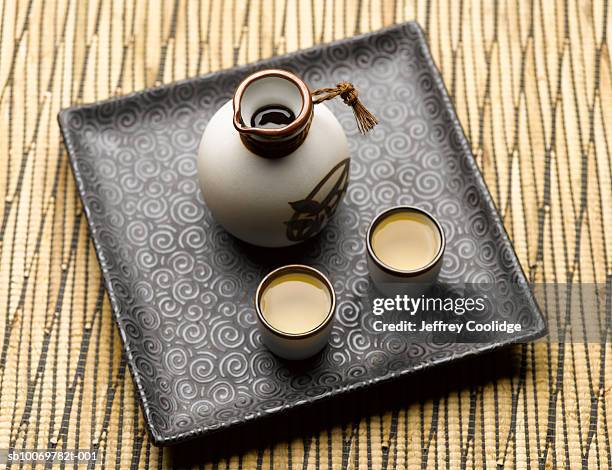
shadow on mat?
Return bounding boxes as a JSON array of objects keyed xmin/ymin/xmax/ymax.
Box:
[{"xmin": 166, "ymin": 346, "xmax": 521, "ymax": 466}]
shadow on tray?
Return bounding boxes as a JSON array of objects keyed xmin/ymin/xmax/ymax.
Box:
[{"xmin": 168, "ymin": 346, "xmax": 522, "ymax": 466}]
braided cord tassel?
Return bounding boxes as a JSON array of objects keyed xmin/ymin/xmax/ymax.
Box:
[{"xmin": 311, "ymin": 82, "xmax": 379, "ymax": 134}]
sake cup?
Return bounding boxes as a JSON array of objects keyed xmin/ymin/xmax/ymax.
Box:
[
  {"xmin": 255, "ymin": 264, "xmax": 336, "ymax": 360},
  {"xmin": 366, "ymin": 206, "xmax": 445, "ymax": 296}
]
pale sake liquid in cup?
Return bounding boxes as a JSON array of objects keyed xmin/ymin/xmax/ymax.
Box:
[
  {"xmin": 259, "ymin": 272, "xmax": 332, "ymax": 334},
  {"xmin": 371, "ymin": 211, "xmax": 441, "ymax": 271}
]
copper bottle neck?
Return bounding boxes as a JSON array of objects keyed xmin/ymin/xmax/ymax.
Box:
[{"xmin": 232, "ymin": 69, "xmax": 314, "ymax": 159}]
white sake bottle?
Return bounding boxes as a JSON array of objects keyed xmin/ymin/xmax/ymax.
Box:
[{"xmin": 197, "ymin": 69, "xmax": 377, "ymax": 247}]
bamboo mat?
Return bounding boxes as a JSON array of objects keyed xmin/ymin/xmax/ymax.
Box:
[{"xmin": 0, "ymin": 1, "xmax": 611, "ymax": 468}]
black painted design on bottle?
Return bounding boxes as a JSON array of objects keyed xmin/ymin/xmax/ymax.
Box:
[{"xmin": 285, "ymin": 158, "xmax": 350, "ymax": 242}]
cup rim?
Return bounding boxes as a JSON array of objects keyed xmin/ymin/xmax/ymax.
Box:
[
  {"xmin": 232, "ymin": 69, "xmax": 314, "ymax": 138},
  {"xmin": 255, "ymin": 264, "xmax": 336, "ymax": 339},
  {"xmin": 366, "ymin": 205, "xmax": 446, "ymax": 277}
]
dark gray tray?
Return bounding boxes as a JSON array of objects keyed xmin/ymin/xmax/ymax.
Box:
[{"xmin": 58, "ymin": 22, "xmax": 545, "ymax": 445}]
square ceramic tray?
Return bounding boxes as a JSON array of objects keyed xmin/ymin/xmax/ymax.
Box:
[{"xmin": 58, "ymin": 22, "xmax": 545, "ymax": 445}]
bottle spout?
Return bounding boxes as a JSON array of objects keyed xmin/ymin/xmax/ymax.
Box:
[{"xmin": 233, "ymin": 69, "xmax": 314, "ymax": 158}]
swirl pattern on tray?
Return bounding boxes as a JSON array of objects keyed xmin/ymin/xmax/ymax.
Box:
[{"xmin": 59, "ymin": 22, "xmax": 544, "ymax": 444}]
